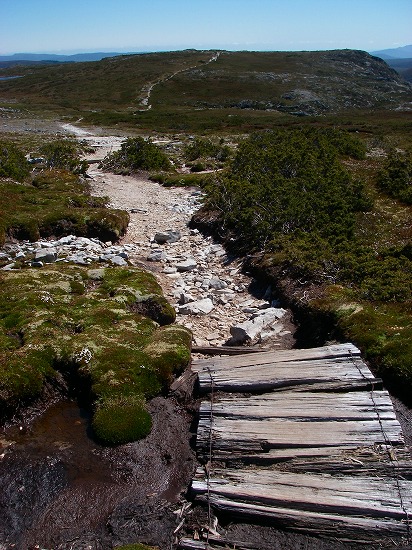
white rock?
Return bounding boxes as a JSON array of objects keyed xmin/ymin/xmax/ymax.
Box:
[
  {"xmin": 230, "ymin": 308, "xmax": 287, "ymax": 344},
  {"xmin": 176, "ymin": 258, "xmax": 197, "ymax": 272},
  {"xmin": 178, "ymin": 298, "xmax": 214, "ymax": 315}
]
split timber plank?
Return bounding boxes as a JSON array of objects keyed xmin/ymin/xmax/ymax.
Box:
[
  {"xmin": 192, "ymin": 344, "xmax": 377, "ymax": 393},
  {"xmin": 197, "ymin": 495, "xmax": 410, "ymax": 538},
  {"xmin": 195, "ymin": 361, "xmax": 378, "ymax": 393},
  {"xmin": 191, "ymin": 342, "xmax": 361, "ymax": 370},
  {"xmin": 192, "ymin": 345, "xmax": 270, "ymax": 356},
  {"xmin": 192, "ymin": 467, "xmax": 412, "ymax": 520},
  {"xmin": 197, "ymin": 418, "xmax": 404, "ymax": 455},
  {"xmin": 199, "ymin": 391, "xmax": 397, "ymax": 421},
  {"xmin": 191, "ymin": 344, "xmax": 411, "ymax": 540}
]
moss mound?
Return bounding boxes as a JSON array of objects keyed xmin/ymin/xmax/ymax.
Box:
[
  {"xmin": 0, "ymin": 265, "xmax": 192, "ymax": 443},
  {"xmin": 0, "ymin": 168, "xmax": 129, "ymax": 245},
  {"xmin": 92, "ymin": 394, "xmax": 152, "ymax": 445}
]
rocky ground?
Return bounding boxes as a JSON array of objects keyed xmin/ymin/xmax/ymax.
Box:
[{"xmin": 85, "ymin": 134, "xmax": 296, "ymax": 351}]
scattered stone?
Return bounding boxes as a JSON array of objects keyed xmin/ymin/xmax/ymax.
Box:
[
  {"xmin": 178, "ymin": 298, "xmax": 214, "ymax": 315},
  {"xmin": 229, "ymin": 308, "xmax": 287, "ymax": 345},
  {"xmin": 163, "ymin": 266, "xmax": 177, "ymax": 274},
  {"xmin": 178, "ymin": 292, "xmax": 196, "ymax": 305},
  {"xmin": 154, "ymin": 230, "xmax": 181, "ymax": 244},
  {"xmin": 209, "ymin": 278, "xmax": 227, "ymax": 290},
  {"xmin": 176, "ymin": 258, "xmax": 197, "ymax": 272},
  {"xmin": 109, "ymin": 255, "xmax": 128, "ymax": 266},
  {"xmin": 147, "ymin": 249, "xmax": 167, "ymax": 262},
  {"xmin": 35, "ymin": 248, "xmax": 57, "ymax": 263}
]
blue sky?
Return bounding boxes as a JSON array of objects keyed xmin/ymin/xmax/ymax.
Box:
[{"xmin": 1, "ymin": 0, "xmax": 411, "ymax": 55}]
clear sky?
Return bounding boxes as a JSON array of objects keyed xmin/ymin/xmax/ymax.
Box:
[{"xmin": 1, "ymin": 0, "xmax": 411, "ymax": 55}]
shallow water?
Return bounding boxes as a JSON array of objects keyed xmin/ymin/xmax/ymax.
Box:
[{"xmin": 0, "ymin": 397, "xmax": 194, "ymax": 548}]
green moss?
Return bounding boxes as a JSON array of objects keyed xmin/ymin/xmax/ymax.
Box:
[
  {"xmin": 115, "ymin": 544, "xmax": 158, "ymax": 550},
  {"xmin": 0, "ymin": 168, "xmax": 129, "ymax": 244},
  {"xmin": 145, "ymin": 325, "xmax": 192, "ymax": 386},
  {"xmin": 0, "ymin": 265, "xmax": 192, "ymax": 441},
  {"xmin": 92, "ymin": 394, "xmax": 152, "ymax": 445},
  {"xmin": 309, "ymin": 285, "xmax": 412, "ymax": 399}
]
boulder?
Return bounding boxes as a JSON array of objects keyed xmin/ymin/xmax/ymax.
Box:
[
  {"xmin": 34, "ymin": 247, "xmax": 57, "ymax": 264},
  {"xmin": 176, "ymin": 258, "xmax": 197, "ymax": 272},
  {"xmin": 230, "ymin": 308, "xmax": 287, "ymax": 344},
  {"xmin": 147, "ymin": 249, "xmax": 167, "ymax": 262},
  {"xmin": 154, "ymin": 230, "xmax": 181, "ymax": 244},
  {"xmin": 178, "ymin": 292, "xmax": 196, "ymax": 305},
  {"xmin": 178, "ymin": 298, "xmax": 214, "ymax": 315},
  {"xmin": 209, "ymin": 278, "xmax": 228, "ymax": 290}
]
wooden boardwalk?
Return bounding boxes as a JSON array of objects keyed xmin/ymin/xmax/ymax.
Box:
[{"xmin": 184, "ymin": 343, "xmax": 412, "ymax": 547}]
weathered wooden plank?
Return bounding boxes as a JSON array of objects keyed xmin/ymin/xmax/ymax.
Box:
[
  {"xmin": 191, "ymin": 343, "xmax": 361, "ymax": 371},
  {"xmin": 192, "ymin": 468, "xmax": 412, "ymax": 520},
  {"xmin": 195, "ymin": 356, "xmax": 376, "ymax": 393},
  {"xmin": 192, "ymin": 345, "xmax": 270, "ymax": 356},
  {"xmin": 197, "ymin": 418, "xmax": 404, "ymax": 453},
  {"xmin": 196, "ymin": 495, "xmax": 410, "ymax": 538},
  {"xmin": 199, "ymin": 391, "xmax": 397, "ymax": 421}
]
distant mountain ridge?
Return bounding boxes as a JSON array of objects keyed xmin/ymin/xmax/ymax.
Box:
[
  {"xmin": 1, "ymin": 49, "xmax": 411, "ymax": 124},
  {"xmin": 371, "ymin": 44, "xmax": 412, "ymax": 59},
  {"xmin": 0, "ymin": 52, "xmax": 130, "ymax": 63}
]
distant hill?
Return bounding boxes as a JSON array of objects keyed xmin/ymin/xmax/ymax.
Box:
[
  {"xmin": 0, "ymin": 49, "xmax": 411, "ymax": 131},
  {"xmin": 372, "ymin": 44, "xmax": 412, "ymax": 59},
  {"xmin": 0, "ymin": 52, "xmax": 129, "ymax": 64},
  {"xmin": 383, "ymin": 57, "xmax": 412, "ymax": 83}
]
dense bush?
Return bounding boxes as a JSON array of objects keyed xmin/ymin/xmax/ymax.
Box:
[
  {"xmin": 40, "ymin": 139, "xmax": 88, "ymax": 174},
  {"xmin": 101, "ymin": 137, "xmax": 171, "ymax": 173},
  {"xmin": 204, "ymin": 128, "xmax": 370, "ymax": 253},
  {"xmin": 184, "ymin": 137, "xmax": 231, "ymax": 162},
  {"xmin": 0, "ymin": 139, "xmax": 30, "ymax": 181},
  {"xmin": 377, "ymin": 151, "xmax": 412, "ymax": 204}
]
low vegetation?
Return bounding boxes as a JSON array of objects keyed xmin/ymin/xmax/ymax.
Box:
[
  {"xmin": 194, "ymin": 127, "xmax": 412, "ymax": 400},
  {"xmin": 0, "ymin": 265, "xmax": 191, "ymax": 444},
  {"xmin": 100, "ymin": 136, "xmax": 171, "ymax": 173},
  {"xmin": 39, "ymin": 138, "xmax": 88, "ymax": 174},
  {"xmin": 0, "ymin": 139, "xmax": 30, "ymax": 181},
  {"xmin": 0, "ymin": 142, "xmax": 129, "ymax": 245}
]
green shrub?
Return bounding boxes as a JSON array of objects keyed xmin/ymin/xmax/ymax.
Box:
[
  {"xmin": 0, "ymin": 139, "xmax": 30, "ymax": 181},
  {"xmin": 204, "ymin": 128, "xmax": 371, "ymax": 253},
  {"xmin": 377, "ymin": 152, "xmax": 412, "ymax": 204},
  {"xmin": 40, "ymin": 139, "xmax": 88, "ymax": 174},
  {"xmin": 101, "ymin": 137, "xmax": 171, "ymax": 173},
  {"xmin": 184, "ymin": 137, "xmax": 230, "ymax": 162},
  {"xmin": 149, "ymin": 171, "xmax": 212, "ymax": 188}
]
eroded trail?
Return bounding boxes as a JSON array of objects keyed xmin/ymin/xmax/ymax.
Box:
[{"xmin": 85, "ymin": 134, "xmax": 295, "ymax": 350}]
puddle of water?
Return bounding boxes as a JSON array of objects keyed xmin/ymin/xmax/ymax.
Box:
[{"xmin": 4, "ymin": 400, "xmax": 113, "ymax": 485}]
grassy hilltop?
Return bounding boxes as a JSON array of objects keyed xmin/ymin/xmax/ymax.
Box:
[{"xmin": 1, "ymin": 49, "xmax": 411, "ymax": 132}]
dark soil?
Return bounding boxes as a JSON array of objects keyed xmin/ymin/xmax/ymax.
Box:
[{"xmin": 0, "ymin": 396, "xmax": 196, "ymax": 550}]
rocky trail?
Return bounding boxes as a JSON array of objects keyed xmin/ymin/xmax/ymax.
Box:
[{"xmin": 84, "ymin": 133, "xmax": 295, "ymax": 351}]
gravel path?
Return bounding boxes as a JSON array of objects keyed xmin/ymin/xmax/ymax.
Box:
[{"xmin": 85, "ymin": 135, "xmax": 295, "ymax": 349}]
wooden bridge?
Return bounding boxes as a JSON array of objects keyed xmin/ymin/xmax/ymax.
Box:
[{"xmin": 180, "ymin": 343, "xmax": 412, "ymax": 548}]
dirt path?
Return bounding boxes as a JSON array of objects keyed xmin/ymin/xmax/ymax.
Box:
[
  {"xmin": 137, "ymin": 51, "xmax": 221, "ymax": 110},
  {"xmin": 83, "ymin": 134, "xmax": 295, "ymax": 350}
]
